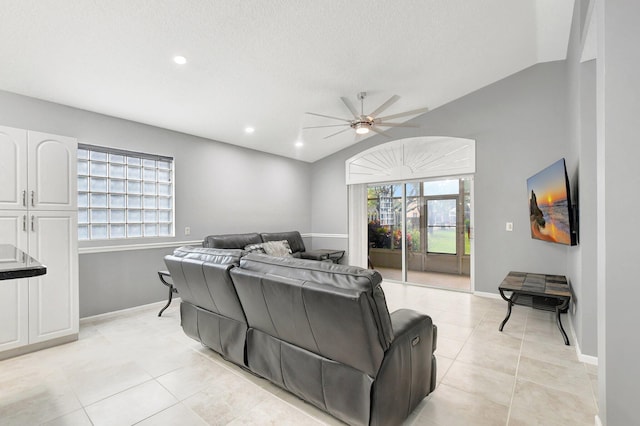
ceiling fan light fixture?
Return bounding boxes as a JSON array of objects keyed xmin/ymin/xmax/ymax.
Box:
[
  {"xmin": 355, "ymin": 123, "xmax": 370, "ymax": 135},
  {"xmin": 304, "ymin": 93, "xmax": 427, "ymax": 140}
]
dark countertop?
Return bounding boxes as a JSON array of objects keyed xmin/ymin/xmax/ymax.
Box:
[{"xmin": 0, "ymin": 244, "xmax": 47, "ymax": 281}]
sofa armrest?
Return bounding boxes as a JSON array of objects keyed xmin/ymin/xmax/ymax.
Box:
[
  {"xmin": 391, "ymin": 308, "xmax": 437, "ymax": 353},
  {"xmin": 369, "ymin": 309, "xmax": 436, "ymax": 426},
  {"xmin": 300, "ymin": 251, "xmax": 329, "ymax": 261}
]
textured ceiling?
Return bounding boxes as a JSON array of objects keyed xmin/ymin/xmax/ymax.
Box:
[{"xmin": 0, "ymin": 0, "xmax": 574, "ymax": 162}]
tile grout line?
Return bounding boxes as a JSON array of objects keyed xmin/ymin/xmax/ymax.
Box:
[{"xmin": 505, "ymin": 310, "xmax": 527, "ymax": 425}]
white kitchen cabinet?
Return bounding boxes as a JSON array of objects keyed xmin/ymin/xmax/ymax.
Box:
[
  {"xmin": 28, "ymin": 131, "xmax": 77, "ymax": 211},
  {"xmin": 28, "ymin": 211, "xmax": 78, "ymax": 344},
  {"xmin": 0, "ymin": 211, "xmax": 29, "ymax": 352},
  {"xmin": 0, "ymin": 126, "xmax": 76, "ymax": 211},
  {"xmin": 0, "ymin": 126, "xmax": 28, "ymax": 210},
  {"xmin": 0, "ymin": 125, "xmax": 78, "ymax": 358}
]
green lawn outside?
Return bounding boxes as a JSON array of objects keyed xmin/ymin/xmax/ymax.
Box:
[{"xmin": 426, "ymin": 228, "xmax": 471, "ymax": 254}]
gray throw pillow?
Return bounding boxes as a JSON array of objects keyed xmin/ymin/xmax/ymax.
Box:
[
  {"xmin": 261, "ymin": 240, "xmax": 293, "ymax": 257},
  {"xmin": 244, "ymin": 243, "xmax": 266, "ymax": 254}
]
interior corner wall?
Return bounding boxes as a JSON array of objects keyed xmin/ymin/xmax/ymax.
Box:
[
  {"xmin": 576, "ymin": 59, "xmax": 598, "ymax": 358},
  {"xmin": 565, "ymin": 0, "xmax": 598, "ymax": 359},
  {"xmin": 0, "ymin": 90, "xmax": 311, "ymax": 317},
  {"xmin": 310, "ymin": 61, "xmax": 572, "ymax": 296}
]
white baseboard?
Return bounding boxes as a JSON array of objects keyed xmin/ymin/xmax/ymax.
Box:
[
  {"xmin": 473, "ymin": 291, "xmax": 501, "ymax": 299},
  {"xmin": 567, "ymin": 315, "xmax": 598, "ymax": 365},
  {"xmin": 80, "ymin": 297, "xmax": 182, "ymax": 322},
  {"xmin": 579, "ymin": 352, "xmax": 599, "ymax": 365},
  {"xmin": 595, "ymin": 414, "xmax": 602, "ymax": 426}
]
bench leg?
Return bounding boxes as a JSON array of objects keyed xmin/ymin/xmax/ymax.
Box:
[
  {"xmin": 499, "ymin": 299, "xmax": 513, "ymax": 331},
  {"xmin": 498, "ymin": 289, "xmax": 516, "ymax": 331},
  {"xmin": 158, "ymin": 285, "xmax": 174, "ymax": 317},
  {"xmin": 555, "ymin": 303, "xmax": 570, "ymax": 345}
]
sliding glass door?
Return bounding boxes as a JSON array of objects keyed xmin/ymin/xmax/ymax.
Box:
[
  {"xmin": 368, "ymin": 177, "xmax": 472, "ymax": 290},
  {"xmin": 367, "ymin": 184, "xmax": 403, "ymax": 279}
]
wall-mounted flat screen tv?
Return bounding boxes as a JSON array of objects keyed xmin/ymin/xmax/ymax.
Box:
[{"xmin": 527, "ymin": 158, "xmax": 577, "ymax": 246}]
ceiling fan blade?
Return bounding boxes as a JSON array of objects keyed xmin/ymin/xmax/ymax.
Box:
[
  {"xmin": 376, "ymin": 106, "xmax": 429, "ymax": 121},
  {"xmin": 374, "ymin": 122, "xmax": 419, "ymax": 128},
  {"xmin": 340, "ymin": 97, "xmax": 360, "ymax": 119},
  {"xmin": 305, "ymin": 112, "xmax": 351, "ymax": 122},
  {"xmin": 368, "ymin": 95, "xmax": 400, "ymax": 118},
  {"xmin": 323, "ymin": 127, "xmax": 352, "ymax": 139},
  {"xmin": 370, "ymin": 126, "xmax": 393, "ymax": 138},
  {"xmin": 303, "ymin": 124, "xmax": 350, "ymax": 129}
]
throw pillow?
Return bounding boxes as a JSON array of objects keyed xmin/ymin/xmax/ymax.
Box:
[
  {"xmin": 261, "ymin": 240, "xmax": 293, "ymax": 257},
  {"xmin": 244, "ymin": 243, "xmax": 266, "ymax": 254}
]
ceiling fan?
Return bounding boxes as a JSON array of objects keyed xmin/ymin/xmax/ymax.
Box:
[{"xmin": 304, "ymin": 92, "xmax": 428, "ymax": 139}]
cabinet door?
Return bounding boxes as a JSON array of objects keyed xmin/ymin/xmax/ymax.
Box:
[
  {"xmin": 0, "ymin": 126, "xmax": 28, "ymax": 210},
  {"xmin": 27, "ymin": 131, "xmax": 77, "ymax": 211},
  {"xmin": 0, "ymin": 211, "xmax": 29, "ymax": 351},
  {"xmin": 28, "ymin": 211, "xmax": 78, "ymax": 343}
]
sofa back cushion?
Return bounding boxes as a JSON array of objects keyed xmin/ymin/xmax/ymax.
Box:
[
  {"xmin": 230, "ymin": 254, "xmax": 393, "ymax": 376},
  {"xmin": 164, "ymin": 246, "xmax": 246, "ymax": 323},
  {"xmin": 172, "ymin": 245, "xmax": 243, "ymax": 264},
  {"xmin": 260, "ymin": 231, "xmax": 306, "ymax": 254},
  {"xmin": 203, "ymin": 232, "xmax": 262, "ymax": 249}
]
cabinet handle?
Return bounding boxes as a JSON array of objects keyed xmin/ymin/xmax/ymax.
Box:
[
  {"xmin": 22, "ymin": 190, "xmax": 26, "ymax": 207},
  {"xmin": 23, "ymin": 215, "xmax": 27, "ymax": 232},
  {"xmin": 31, "ymin": 215, "xmax": 35, "ymax": 232},
  {"xmin": 31, "ymin": 191, "xmax": 35, "ymax": 207}
]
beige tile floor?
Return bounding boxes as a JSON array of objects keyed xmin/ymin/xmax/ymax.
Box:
[
  {"xmin": 0, "ymin": 282, "xmax": 598, "ymax": 425},
  {"xmin": 375, "ymin": 267, "xmax": 471, "ymax": 291}
]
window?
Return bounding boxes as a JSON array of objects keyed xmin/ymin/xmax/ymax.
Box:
[{"xmin": 77, "ymin": 144, "xmax": 174, "ymax": 240}]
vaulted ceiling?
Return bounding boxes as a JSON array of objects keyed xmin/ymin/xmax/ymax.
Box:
[{"xmin": 0, "ymin": 0, "xmax": 574, "ymax": 162}]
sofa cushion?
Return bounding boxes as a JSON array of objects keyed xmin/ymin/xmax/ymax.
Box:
[
  {"xmin": 165, "ymin": 248, "xmax": 246, "ymax": 322},
  {"xmin": 261, "ymin": 240, "xmax": 293, "ymax": 257},
  {"xmin": 260, "ymin": 231, "xmax": 306, "ymax": 254},
  {"xmin": 237, "ymin": 253, "xmax": 394, "ymax": 355},
  {"xmin": 203, "ymin": 232, "xmax": 262, "ymax": 249},
  {"xmin": 172, "ymin": 246, "xmax": 243, "ymax": 265}
]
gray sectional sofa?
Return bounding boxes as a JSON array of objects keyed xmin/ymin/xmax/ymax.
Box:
[
  {"xmin": 164, "ymin": 243, "xmax": 437, "ymax": 426},
  {"xmin": 203, "ymin": 230, "xmax": 337, "ymax": 261}
]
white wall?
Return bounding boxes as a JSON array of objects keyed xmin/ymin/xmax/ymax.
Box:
[{"xmin": 0, "ymin": 90, "xmax": 311, "ymax": 316}]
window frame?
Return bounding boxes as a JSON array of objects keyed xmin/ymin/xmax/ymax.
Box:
[{"xmin": 77, "ymin": 143, "xmax": 174, "ymax": 241}]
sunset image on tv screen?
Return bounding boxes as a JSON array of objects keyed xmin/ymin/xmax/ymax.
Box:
[{"xmin": 527, "ymin": 159, "xmax": 573, "ymax": 245}]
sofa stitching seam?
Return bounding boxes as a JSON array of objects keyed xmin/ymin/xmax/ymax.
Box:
[{"xmin": 300, "ymin": 281, "xmax": 321, "ymax": 354}]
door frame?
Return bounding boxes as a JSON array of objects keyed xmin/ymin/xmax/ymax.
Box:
[{"xmin": 346, "ymin": 136, "xmax": 476, "ymax": 291}]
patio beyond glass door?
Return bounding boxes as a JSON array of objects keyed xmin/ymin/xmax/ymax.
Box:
[{"xmin": 368, "ymin": 177, "xmax": 471, "ymax": 291}]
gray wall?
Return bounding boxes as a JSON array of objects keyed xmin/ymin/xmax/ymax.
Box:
[
  {"xmin": 565, "ymin": 0, "xmax": 599, "ymax": 358},
  {"xmin": 310, "ymin": 61, "xmax": 572, "ymax": 296},
  {"xmin": 576, "ymin": 60, "xmax": 598, "ymax": 356},
  {"xmin": 602, "ymin": 1, "xmax": 640, "ymax": 423},
  {"xmin": 0, "ymin": 90, "xmax": 311, "ymax": 317}
]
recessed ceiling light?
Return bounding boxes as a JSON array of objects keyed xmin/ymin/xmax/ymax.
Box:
[
  {"xmin": 173, "ymin": 56, "xmax": 187, "ymax": 65},
  {"xmin": 245, "ymin": 127, "xmax": 255, "ymax": 134},
  {"xmin": 295, "ymin": 141, "xmax": 304, "ymax": 148}
]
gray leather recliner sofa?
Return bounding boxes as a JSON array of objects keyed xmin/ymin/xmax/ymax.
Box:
[
  {"xmin": 164, "ymin": 246, "xmax": 247, "ymax": 366},
  {"xmin": 203, "ymin": 231, "xmax": 332, "ymax": 261},
  {"xmin": 164, "ymin": 246, "xmax": 437, "ymax": 426}
]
